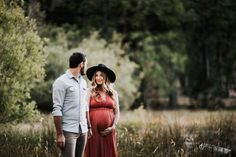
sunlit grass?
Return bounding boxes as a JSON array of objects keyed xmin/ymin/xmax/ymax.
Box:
[
  {"xmin": 0, "ymin": 109, "xmax": 236, "ymax": 157},
  {"xmin": 118, "ymin": 109, "xmax": 236, "ymax": 157},
  {"xmin": 0, "ymin": 115, "xmax": 58, "ymax": 157}
]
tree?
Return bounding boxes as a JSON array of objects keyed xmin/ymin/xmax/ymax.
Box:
[
  {"xmin": 131, "ymin": 31, "xmax": 186, "ymax": 109},
  {"xmin": 30, "ymin": 0, "xmax": 187, "ymax": 109},
  {"xmin": 31, "ymin": 26, "xmax": 141, "ymax": 110},
  {"xmin": 182, "ymin": 0, "xmax": 236, "ymax": 106},
  {"xmin": 38, "ymin": 0, "xmax": 183, "ymax": 38},
  {"xmin": 0, "ymin": 0, "xmax": 46, "ymax": 122}
]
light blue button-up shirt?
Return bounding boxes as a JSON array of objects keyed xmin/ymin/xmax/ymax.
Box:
[{"xmin": 52, "ymin": 70, "xmax": 89, "ymax": 133}]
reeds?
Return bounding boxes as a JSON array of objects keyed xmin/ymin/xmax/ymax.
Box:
[{"xmin": 0, "ymin": 110, "xmax": 235, "ymax": 157}]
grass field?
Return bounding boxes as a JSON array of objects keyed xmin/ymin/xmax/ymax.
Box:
[{"xmin": 0, "ymin": 109, "xmax": 235, "ymax": 157}]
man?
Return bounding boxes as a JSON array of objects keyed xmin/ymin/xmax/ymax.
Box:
[{"xmin": 52, "ymin": 52, "xmax": 91, "ymax": 157}]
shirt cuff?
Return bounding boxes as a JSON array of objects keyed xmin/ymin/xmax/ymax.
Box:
[{"xmin": 52, "ymin": 110, "xmax": 62, "ymax": 116}]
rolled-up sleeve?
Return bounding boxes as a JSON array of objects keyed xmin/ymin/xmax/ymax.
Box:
[{"xmin": 52, "ymin": 80, "xmax": 65, "ymax": 116}]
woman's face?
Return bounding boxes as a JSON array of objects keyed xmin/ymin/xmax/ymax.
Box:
[{"xmin": 95, "ymin": 71, "xmax": 104, "ymax": 85}]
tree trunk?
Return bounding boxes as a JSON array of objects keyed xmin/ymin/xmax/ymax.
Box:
[{"xmin": 168, "ymin": 90, "xmax": 177, "ymax": 108}]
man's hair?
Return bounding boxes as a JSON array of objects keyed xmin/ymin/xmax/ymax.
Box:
[{"xmin": 69, "ymin": 52, "xmax": 86, "ymax": 68}]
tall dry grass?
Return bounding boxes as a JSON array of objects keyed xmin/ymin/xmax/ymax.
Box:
[
  {"xmin": 118, "ymin": 108, "xmax": 236, "ymax": 157},
  {"xmin": 0, "ymin": 109, "xmax": 235, "ymax": 157}
]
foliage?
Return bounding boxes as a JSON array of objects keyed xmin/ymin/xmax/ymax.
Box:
[
  {"xmin": 37, "ymin": 0, "xmax": 187, "ymax": 108},
  {"xmin": 131, "ymin": 31, "xmax": 187, "ymax": 109},
  {"xmin": 39, "ymin": 0, "xmax": 184, "ymax": 36},
  {"xmin": 0, "ymin": 1, "xmax": 46, "ymax": 122},
  {"xmin": 26, "ymin": 0, "xmax": 236, "ymax": 109},
  {"xmin": 32, "ymin": 27, "xmax": 141, "ymax": 110},
  {"xmin": 182, "ymin": 0, "xmax": 236, "ymax": 100}
]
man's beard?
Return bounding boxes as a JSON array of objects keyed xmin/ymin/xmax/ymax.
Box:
[{"xmin": 81, "ymin": 67, "xmax": 85, "ymax": 75}]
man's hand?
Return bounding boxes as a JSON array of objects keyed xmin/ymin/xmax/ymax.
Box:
[
  {"xmin": 88, "ymin": 128, "xmax": 93, "ymax": 139},
  {"xmin": 57, "ymin": 134, "xmax": 65, "ymax": 150}
]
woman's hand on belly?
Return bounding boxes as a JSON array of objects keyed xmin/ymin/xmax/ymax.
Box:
[{"xmin": 100, "ymin": 126, "xmax": 115, "ymax": 136}]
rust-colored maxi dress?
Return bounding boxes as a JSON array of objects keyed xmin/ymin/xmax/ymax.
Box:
[{"xmin": 85, "ymin": 94, "xmax": 118, "ymax": 157}]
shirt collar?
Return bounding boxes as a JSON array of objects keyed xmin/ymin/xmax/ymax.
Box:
[{"xmin": 66, "ymin": 69, "xmax": 81, "ymax": 80}]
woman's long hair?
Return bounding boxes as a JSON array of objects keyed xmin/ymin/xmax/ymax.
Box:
[{"xmin": 90, "ymin": 71, "xmax": 115, "ymax": 101}]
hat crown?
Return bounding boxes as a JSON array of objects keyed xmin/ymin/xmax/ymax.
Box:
[{"xmin": 97, "ymin": 64, "xmax": 107, "ymax": 68}]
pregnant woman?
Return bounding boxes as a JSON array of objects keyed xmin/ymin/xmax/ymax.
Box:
[{"xmin": 85, "ymin": 64, "xmax": 120, "ymax": 157}]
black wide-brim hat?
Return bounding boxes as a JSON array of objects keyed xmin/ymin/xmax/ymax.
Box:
[{"xmin": 86, "ymin": 64, "xmax": 116, "ymax": 83}]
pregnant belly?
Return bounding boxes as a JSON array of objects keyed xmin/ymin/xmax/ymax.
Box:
[{"xmin": 90, "ymin": 108, "xmax": 114, "ymax": 131}]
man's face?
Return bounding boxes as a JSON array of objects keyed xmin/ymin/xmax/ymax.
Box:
[{"xmin": 80, "ymin": 59, "xmax": 87, "ymax": 75}]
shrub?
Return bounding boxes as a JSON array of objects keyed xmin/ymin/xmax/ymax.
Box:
[{"xmin": 0, "ymin": 1, "xmax": 46, "ymax": 122}]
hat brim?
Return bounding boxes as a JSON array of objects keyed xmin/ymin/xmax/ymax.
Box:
[{"xmin": 86, "ymin": 66, "xmax": 116, "ymax": 83}]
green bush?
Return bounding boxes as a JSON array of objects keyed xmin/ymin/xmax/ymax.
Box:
[{"xmin": 0, "ymin": 1, "xmax": 46, "ymax": 122}]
